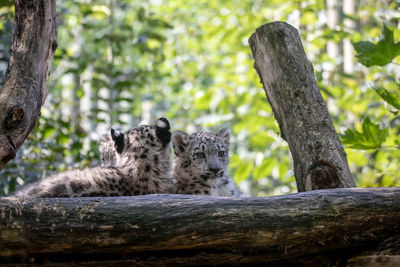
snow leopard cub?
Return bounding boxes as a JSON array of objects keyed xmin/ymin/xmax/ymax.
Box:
[
  {"xmin": 172, "ymin": 129, "xmax": 242, "ymax": 197},
  {"xmin": 11, "ymin": 118, "xmax": 175, "ymax": 197}
]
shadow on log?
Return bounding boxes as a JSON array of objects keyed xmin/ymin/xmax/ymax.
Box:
[{"xmin": 1, "ymin": 187, "xmax": 400, "ymax": 265}]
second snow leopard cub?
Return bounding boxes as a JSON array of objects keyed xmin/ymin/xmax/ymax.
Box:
[
  {"xmin": 11, "ymin": 118, "xmax": 175, "ymax": 197},
  {"xmin": 172, "ymin": 129, "xmax": 242, "ymax": 197}
]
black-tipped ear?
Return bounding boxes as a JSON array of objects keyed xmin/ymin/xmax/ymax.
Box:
[
  {"xmin": 155, "ymin": 118, "xmax": 171, "ymax": 146},
  {"xmin": 111, "ymin": 128, "xmax": 124, "ymax": 154},
  {"xmin": 217, "ymin": 128, "xmax": 230, "ymax": 146},
  {"xmin": 172, "ymin": 131, "xmax": 190, "ymax": 156}
]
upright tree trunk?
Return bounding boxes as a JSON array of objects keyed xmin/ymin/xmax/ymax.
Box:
[
  {"xmin": 249, "ymin": 22, "xmax": 354, "ymax": 192},
  {"xmin": 0, "ymin": 0, "xmax": 58, "ymax": 171}
]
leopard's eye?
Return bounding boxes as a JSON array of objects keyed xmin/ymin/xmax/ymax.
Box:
[
  {"xmin": 195, "ymin": 152, "xmax": 206, "ymax": 159},
  {"xmin": 218, "ymin": 151, "xmax": 225, "ymax": 157}
]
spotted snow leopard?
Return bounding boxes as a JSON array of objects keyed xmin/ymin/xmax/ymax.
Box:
[
  {"xmin": 172, "ymin": 128, "xmax": 242, "ymax": 197},
  {"xmin": 11, "ymin": 118, "xmax": 175, "ymax": 197}
]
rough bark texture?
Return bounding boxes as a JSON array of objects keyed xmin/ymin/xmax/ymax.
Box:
[
  {"xmin": 0, "ymin": 0, "xmax": 58, "ymax": 170},
  {"xmin": 1, "ymin": 187, "xmax": 400, "ymax": 265},
  {"xmin": 249, "ymin": 22, "xmax": 354, "ymax": 192}
]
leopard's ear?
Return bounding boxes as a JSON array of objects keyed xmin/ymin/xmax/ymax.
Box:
[
  {"xmin": 100, "ymin": 133, "xmax": 115, "ymax": 167},
  {"xmin": 111, "ymin": 128, "xmax": 124, "ymax": 154},
  {"xmin": 100, "ymin": 133, "xmax": 112, "ymax": 144},
  {"xmin": 172, "ymin": 131, "xmax": 190, "ymax": 156},
  {"xmin": 155, "ymin": 118, "xmax": 171, "ymax": 146},
  {"xmin": 216, "ymin": 128, "xmax": 230, "ymax": 147}
]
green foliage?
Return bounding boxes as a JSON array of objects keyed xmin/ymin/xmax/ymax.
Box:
[
  {"xmin": 0, "ymin": 0, "xmax": 12, "ymax": 8},
  {"xmin": 354, "ymin": 25, "xmax": 400, "ymax": 67},
  {"xmin": 1, "ymin": 0, "xmax": 399, "ymax": 196},
  {"xmin": 341, "ymin": 117, "xmax": 389, "ymax": 149},
  {"xmin": 373, "ymin": 85, "xmax": 400, "ymax": 111},
  {"xmin": 341, "ymin": 6, "xmax": 400, "ymax": 188}
]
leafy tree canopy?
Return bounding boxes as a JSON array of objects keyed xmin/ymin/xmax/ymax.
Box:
[{"xmin": 0, "ymin": 0, "xmax": 399, "ymax": 196}]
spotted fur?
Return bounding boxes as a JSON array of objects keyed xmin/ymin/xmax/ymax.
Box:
[
  {"xmin": 11, "ymin": 118, "xmax": 175, "ymax": 197},
  {"xmin": 172, "ymin": 129, "xmax": 242, "ymax": 197}
]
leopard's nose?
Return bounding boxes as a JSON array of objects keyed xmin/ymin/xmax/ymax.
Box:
[
  {"xmin": 209, "ymin": 167, "xmax": 221, "ymax": 174},
  {"xmin": 210, "ymin": 168, "xmax": 224, "ymax": 177}
]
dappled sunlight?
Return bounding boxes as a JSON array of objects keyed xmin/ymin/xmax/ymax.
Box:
[{"xmin": 0, "ymin": 0, "xmax": 399, "ymax": 196}]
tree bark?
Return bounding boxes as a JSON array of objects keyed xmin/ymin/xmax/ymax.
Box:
[
  {"xmin": 248, "ymin": 22, "xmax": 354, "ymax": 192},
  {"xmin": 1, "ymin": 187, "xmax": 400, "ymax": 265},
  {"xmin": 0, "ymin": 0, "xmax": 58, "ymax": 171}
]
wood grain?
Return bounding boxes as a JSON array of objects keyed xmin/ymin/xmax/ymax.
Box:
[
  {"xmin": 1, "ymin": 187, "xmax": 399, "ymax": 264},
  {"xmin": 249, "ymin": 22, "xmax": 354, "ymax": 191}
]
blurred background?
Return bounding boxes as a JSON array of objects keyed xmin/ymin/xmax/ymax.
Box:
[{"xmin": 0, "ymin": 0, "xmax": 399, "ymax": 196}]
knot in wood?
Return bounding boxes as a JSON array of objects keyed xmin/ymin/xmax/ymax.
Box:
[
  {"xmin": 305, "ymin": 160, "xmax": 341, "ymax": 191},
  {"xmin": 4, "ymin": 106, "xmax": 24, "ymax": 130},
  {"xmin": 52, "ymin": 40, "xmax": 58, "ymax": 52}
]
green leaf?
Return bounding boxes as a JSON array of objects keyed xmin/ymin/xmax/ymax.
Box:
[
  {"xmin": 114, "ymin": 80, "xmax": 133, "ymax": 89},
  {"xmin": 42, "ymin": 127, "xmax": 55, "ymax": 139},
  {"xmin": 373, "ymin": 86, "xmax": 400, "ymax": 110},
  {"xmin": 0, "ymin": 0, "xmax": 13, "ymax": 7},
  {"xmin": 278, "ymin": 162, "xmax": 289, "ymax": 178},
  {"xmin": 354, "ymin": 25, "xmax": 400, "ymax": 67},
  {"xmin": 253, "ymin": 158, "xmax": 275, "ymax": 180},
  {"xmin": 249, "ymin": 132, "xmax": 275, "ymax": 149},
  {"xmin": 341, "ymin": 117, "xmax": 389, "ymax": 149},
  {"xmin": 59, "ymin": 135, "xmax": 70, "ymax": 145},
  {"xmin": 194, "ymin": 91, "xmax": 212, "ymax": 110},
  {"xmin": 137, "ymin": 7, "xmax": 146, "ymax": 22},
  {"xmin": 234, "ymin": 161, "xmax": 253, "ymax": 182}
]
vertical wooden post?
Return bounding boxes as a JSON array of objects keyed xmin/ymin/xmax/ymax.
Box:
[{"xmin": 249, "ymin": 22, "xmax": 355, "ymax": 191}]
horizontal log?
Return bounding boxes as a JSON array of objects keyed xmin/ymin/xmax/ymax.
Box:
[{"xmin": 1, "ymin": 187, "xmax": 400, "ymax": 265}]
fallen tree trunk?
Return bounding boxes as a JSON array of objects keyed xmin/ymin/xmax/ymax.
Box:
[
  {"xmin": 1, "ymin": 187, "xmax": 400, "ymax": 265},
  {"xmin": 249, "ymin": 22, "xmax": 354, "ymax": 191},
  {"xmin": 0, "ymin": 0, "xmax": 58, "ymax": 170}
]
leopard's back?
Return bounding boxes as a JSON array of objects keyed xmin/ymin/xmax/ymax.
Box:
[{"xmin": 11, "ymin": 118, "xmax": 175, "ymax": 197}]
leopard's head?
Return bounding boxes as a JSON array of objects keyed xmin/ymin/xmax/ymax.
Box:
[
  {"xmin": 108, "ymin": 118, "xmax": 171, "ymax": 167},
  {"xmin": 172, "ymin": 129, "xmax": 230, "ymax": 180}
]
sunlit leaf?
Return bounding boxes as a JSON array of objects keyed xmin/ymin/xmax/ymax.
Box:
[
  {"xmin": 42, "ymin": 127, "xmax": 56, "ymax": 139},
  {"xmin": 345, "ymin": 149, "xmax": 368, "ymax": 166},
  {"xmin": 59, "ymin": 135, "xmax": 70, "ymax": 145},
  {"xmin": 341, "ymin": 117, "xmax": 389, "ymax": 149},
  {"xmin": 253, "ymin": 158, "xmax": 275, "ymax": 180},
  {"xmin": 194, "ymin": 91, "xmax": 212, "ymax": 110},
  {"xmin": 249, "ymin": 132, "xmax": 274, "ymax": 149},
  {"xmin": 373, "ymin": 86, "xmax": 400, "ymax": 110},
  {"xmin": 278, "ymin": 162, "xmax": 289, "ymax": 178},
  {"xmin": 354, "ymin": 25, "xmax": 400, "ymax": 67},
  {"xmin": 234, "ymin": 161, "xmax": 253, "ymax": 182}
]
